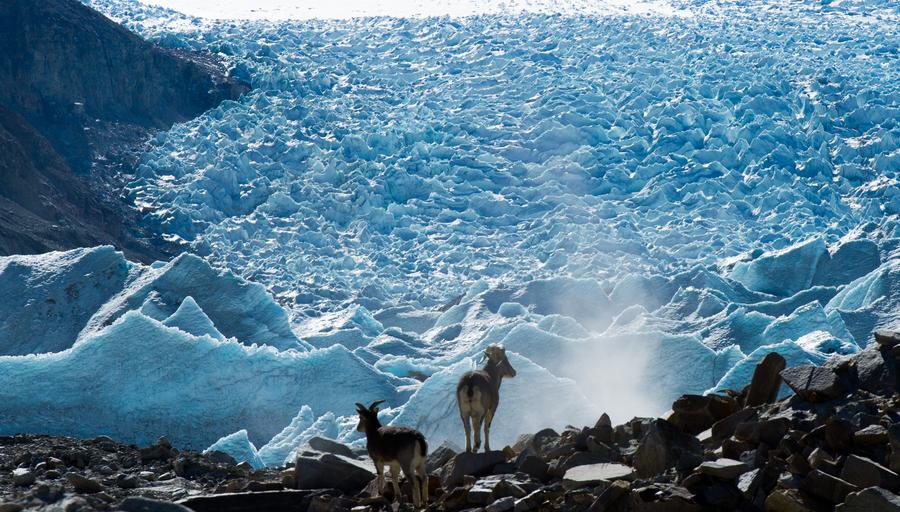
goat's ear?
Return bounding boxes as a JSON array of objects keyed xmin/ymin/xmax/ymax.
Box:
[
  {"xmin": 369, "ymin": 399, "xmax": 385, "ymax": 412},
  {"xmin": 355, "ymin": 403, "xmax": 367, "ymax": 413}
]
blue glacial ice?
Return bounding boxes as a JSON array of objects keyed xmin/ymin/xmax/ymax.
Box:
[{"xmin": 3, "ymin": 0, "xmax": 897, "ymax": 463}]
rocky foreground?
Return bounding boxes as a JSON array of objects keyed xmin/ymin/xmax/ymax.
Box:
[{"xmin": 5, "ymin": 331, "xmax": 900, "ymax": 511}]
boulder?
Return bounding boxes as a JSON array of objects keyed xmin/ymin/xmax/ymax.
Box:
[
  {"xmin": 780, "ymin": 365, "xmax": 844, "ymax": 402},
  {"xmin": 801, "ymin": 469, "xmax": 859, "ymax": 504},
  {"xmin": 441, "ymin": 451, "xmax": 507, "ymax": 488},
  {"xmin": 698, "ymin": 458, "xmax": 749, "ymax": 480},
  {"xmin": 515, "ymin": 450, "xmax": 549, "ymax": 482},
  {"xmin": 855, "ymin": 346, "xmax": 898, "ymax": 395},
  {"xmin": 141, "ymin": 437, "xmax": 176, "ymax": 462},
  {"xmin": 629, "ymin": 483, "xmax": 701, "ymax": 512},
  {"xmin": 120, "ymin": 497, "xmax": 194, "ymax": 512},
  {"xmin": 746, "ymin": 352, "xmax": 787, "ymax": 407},
  {"xmin": 550, "ymin": 451, "xmax": 611, "ymax": 477},
  {"xmin": 632, "ymin": 419, "xmax": 703, "ymax": 478},
  {"xmin": 12, "ymin": 468, "xmax": 35, "ymax": 486},
  {"xmin": 65, "ymin": 472, "xmax": 103, "ymax": 493},
  {"xmin": 486, "ymin": 496, "xmax": 516, "ymax": 512},
  {"xmin": 836, "ymin": 486, "xmax": 900, "ymax": 511},
  {"xmin": 841, "ymin": 455, "xmax": 900, "ymax": 492},
  {"xmin": 669, "ymin": 394, "xmax": 738, "ymax": 435},
  {"xmin": 178, "ymin": 490, "xmax": 318, "ymax": 512},
  {"xmin": 875, "ymin": 331, "xmax": 900, "ymax": 348},
  {"xmin": 588, "ymin": 480, "xmax": 630, "ymax": 512},
  {"xmin": 427, "ymin": 441, "xmax": 460, "ymax": 473},
  {"xmin": 294, "ymin": 452, "xmax": 375, "ymax": 494},
  {"xmin": 764, "ymin": 489, "xmax": 818, "ymax": 511},
  {"xmin": 594, "ymin": 414, "xmax": 614, "ymax": 444},
  {"xmin": 711, "ymin": 408, "xmax": 759, "ymax": 442},
  {"xmin": 734, "ymin": 417, "xmax": 790, "ymax": 446},
  {"xmin": 855, "ymin": 424, "xmax": 890, "ymax": 446},
  {"xmin": 562, "ymin": 463, "xmax": 636, "ymax": 489},
  {"xmin": 307, "ymin": 437, "xmax": 355, "ymax": 458}
]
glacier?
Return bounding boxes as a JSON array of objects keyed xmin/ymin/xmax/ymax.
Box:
[{"xmin": 1, "ymin": 0, "xmax": 897, "ymax": 467}]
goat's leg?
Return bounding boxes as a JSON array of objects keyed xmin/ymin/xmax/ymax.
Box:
[
  {"xmin": 472, "ymin": 414, "xmax": 484, "ymax": 453},
  {"xmin": 484, "ymin": 408, "xmax": 495, "ymax": 452},
  {"xmin": 389, "ymin": 462, "xmax": 402, "ymax": 503},
  {"xmin": 416, "ymin": 460, "xmax": 428, "ymax": 505},
  {"xmin": 460, "ymin": 412, "xmax": 472, "ymax": 453},
  {"xmin": 402, "ymin": 461, "xmax": 421, "ymax": 508},
  {"xmin": 376, "ymin": 463, "xmax": 385, "ymax": 495}
]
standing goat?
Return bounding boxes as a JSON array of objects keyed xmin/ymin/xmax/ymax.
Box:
[
  {"xmin": 355, "ymin": 400, "xmax": 428, "ymax": 508},
  {"xmin": 456, "ymin": 345, "xmax": 517, "ymax": 453}
]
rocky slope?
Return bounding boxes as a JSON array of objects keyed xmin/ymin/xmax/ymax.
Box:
[
  {"xmin": 4, "ymin": 329, "xmax": 900, "ymax": 511},
  {"xmin": 0, "ymin": 0, "xmax": 249, "ymax": 261}
]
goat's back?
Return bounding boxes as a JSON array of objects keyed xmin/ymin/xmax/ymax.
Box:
[
  {"xmin": 369, "ymin": 426, "xmax": 427, "ymax": 463},
  {"xmin": 456, "ymin": 370, "xmax": 497, "ymax": 409}
]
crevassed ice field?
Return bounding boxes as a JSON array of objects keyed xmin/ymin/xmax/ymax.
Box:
[{"xmin": 1, "ymin": 0, "xmax": 898, "ymax": 467}]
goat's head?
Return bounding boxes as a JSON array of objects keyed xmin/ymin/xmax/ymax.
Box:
[
  {"xmin": 355, "ymin": 400, "xmax": 384, "ymax": 432},
  {"xmin": 485, "ymin": 344, "xmax": 516, "ymax": 378}
]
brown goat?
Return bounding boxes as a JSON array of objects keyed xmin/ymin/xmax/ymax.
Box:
[
  {"xmin": 456, "ymin": 345, "xmax": 517, "ymax": 453},
  {"xmin": 355, "ymin": 400, "xmax": 428, "ymax": 507}
]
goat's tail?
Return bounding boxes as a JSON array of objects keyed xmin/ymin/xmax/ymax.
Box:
[
  {"xmin": 417, "ymin": 434, "xmax": 428, "ymax": 457},
  {"xmin": 465, "ymin": 384, "xmax": 474, "ymax": 399}
]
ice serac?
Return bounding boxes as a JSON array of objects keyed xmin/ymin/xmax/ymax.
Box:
[
  {"xmin": 0, "ymin": 311, "xmax": 404, "ymax": 448},
  {"xmin": 81, "ymin": 253, "xmax": 306, "ymax": 350},
  {"xmin": 0, "ymin": 246, "xmax": 132, "ymax": 356},
  {"xmin": 826, "ymin": 259, "xmax": 900, "ymax": 344},
  {"xmin": 204, "ymin": 429, "xmax": 264, "ymax": 468},
  {"xmin": 163, "ymin": 296, "xmax": 226, "ymax": 340},
  {"xmin": 730, "ymin": 238, "xmax": 827, "ymax": 297}
]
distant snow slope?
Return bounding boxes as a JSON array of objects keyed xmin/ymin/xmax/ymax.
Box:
[{"xmin": 6, "ymin": 0, "xmax": 893, "ymax": 462}]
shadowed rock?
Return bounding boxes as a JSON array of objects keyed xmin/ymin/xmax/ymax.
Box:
[{"xmin": 746, "ymin": 352, "xmax": 786, "ymax": 407}]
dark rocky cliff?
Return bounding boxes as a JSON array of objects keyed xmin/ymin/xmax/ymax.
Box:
[{"xmin": 0, "ymin": 0, "xmax": 249, "ymax": 261}]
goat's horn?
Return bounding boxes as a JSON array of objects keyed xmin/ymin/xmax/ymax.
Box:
[
  {"xmin": 369, "ymin": 400, "xmax": 385, "ymax": 411},
  {"xmin": 355, "ymin": 402, "xmax": 366, "ymax": 412}
]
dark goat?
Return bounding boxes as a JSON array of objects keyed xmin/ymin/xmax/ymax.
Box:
[
  {"xmin": 356, "ymin": 400, "xmax": 428, "ymax": 507},
  {"xmin": 456, "ymin": 344, "xmax": 517, "ymax": 452}
]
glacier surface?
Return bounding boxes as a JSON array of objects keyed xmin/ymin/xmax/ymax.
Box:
[{"xmin": 2, "ymin": 0, "xmax": 897, "ymax": 465}]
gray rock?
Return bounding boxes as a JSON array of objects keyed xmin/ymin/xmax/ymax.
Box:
[
  {"xmin": 307, "ymin": 437, "xmax": 355, "ymax": 458},
  {"xmin": 65, "ymin": 472, "xmax": 103, "ymax": 493},
  {"xmin": 629, "ymin": 483, "xmax": 701, "ymax": 512},
  {"xmin": 116, "ymin": 473, "xmax": 140, "ymax": 489},
  {"xmin": 12, "ymin": 468, "xmax": 35, "ymax": 486},
  {"xmin": 855, "ymin": 424, "xmax": 890, "ymax": 445},
  {"xmin": 780, "ymin": 365, "xmax": 843, "ymax": 402},
  {"xmin": 698, "ymin": 458, "xmax": 749, "ymax": 480},
  {"xmin": 563, "ymin": 463, "xmax": 635, "ymax": 489},
  {"xmin": 875, "ymin": 331, "xmax": 900, "ymax": 347},
  {"xmin": 746, "ymin": 352, "xmax": 787, "ymax": 407},
  {"xmin": 855, "ymin": 346, "xmax": 898, "ymax": 395},
  {"xmin": 427, "ymin": 441, "xmax": 460, "ymax": 473},
  {"xmin": 486, "ymin": 496, "xmax": 516, "ymax": 512},
  {"xmin": 120, "ymin": 496, "xmax": 194, "ymax": 512},
  {"xmin": 468, "ymin": 483, "xmax": 495, "ymax": 505},
  {"xmin": 841, "ymin": 455, "xmax": 900, "ymax": 492},
  {"xmin": 294, "ymin": 452, "xmax": 375, "ymax": 494},
  {"xmin": 801, "ymin": 469, "xmax": 859, "ymax": 504},
  {"xmin": 632, "ymin": 419, "xmax": 703, "ymax": 478},
  {"xmin": 204, "ymin": 451, "xmax": 237, "ymax": 465},
  {"xmin": 441, "ymin": 451, "xmax": 507, "ymax": 488},
  {"xmin": 515, "ymin": 451, "xmax": 549, "ymax": 482},
  {"xmin": 588, "ymin": 479, "xmax": 630, "ymax": 512},
  {"xmin": 836, "ymin": 486, "xmax": 900, "ymax": 511},
  {"xmin": 178, "ymin": 490, "xmax": 318, "ymax": 512},
  {"xmin": 711, "ymin": 408, "xmax": 758, "ymax": 442}
]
